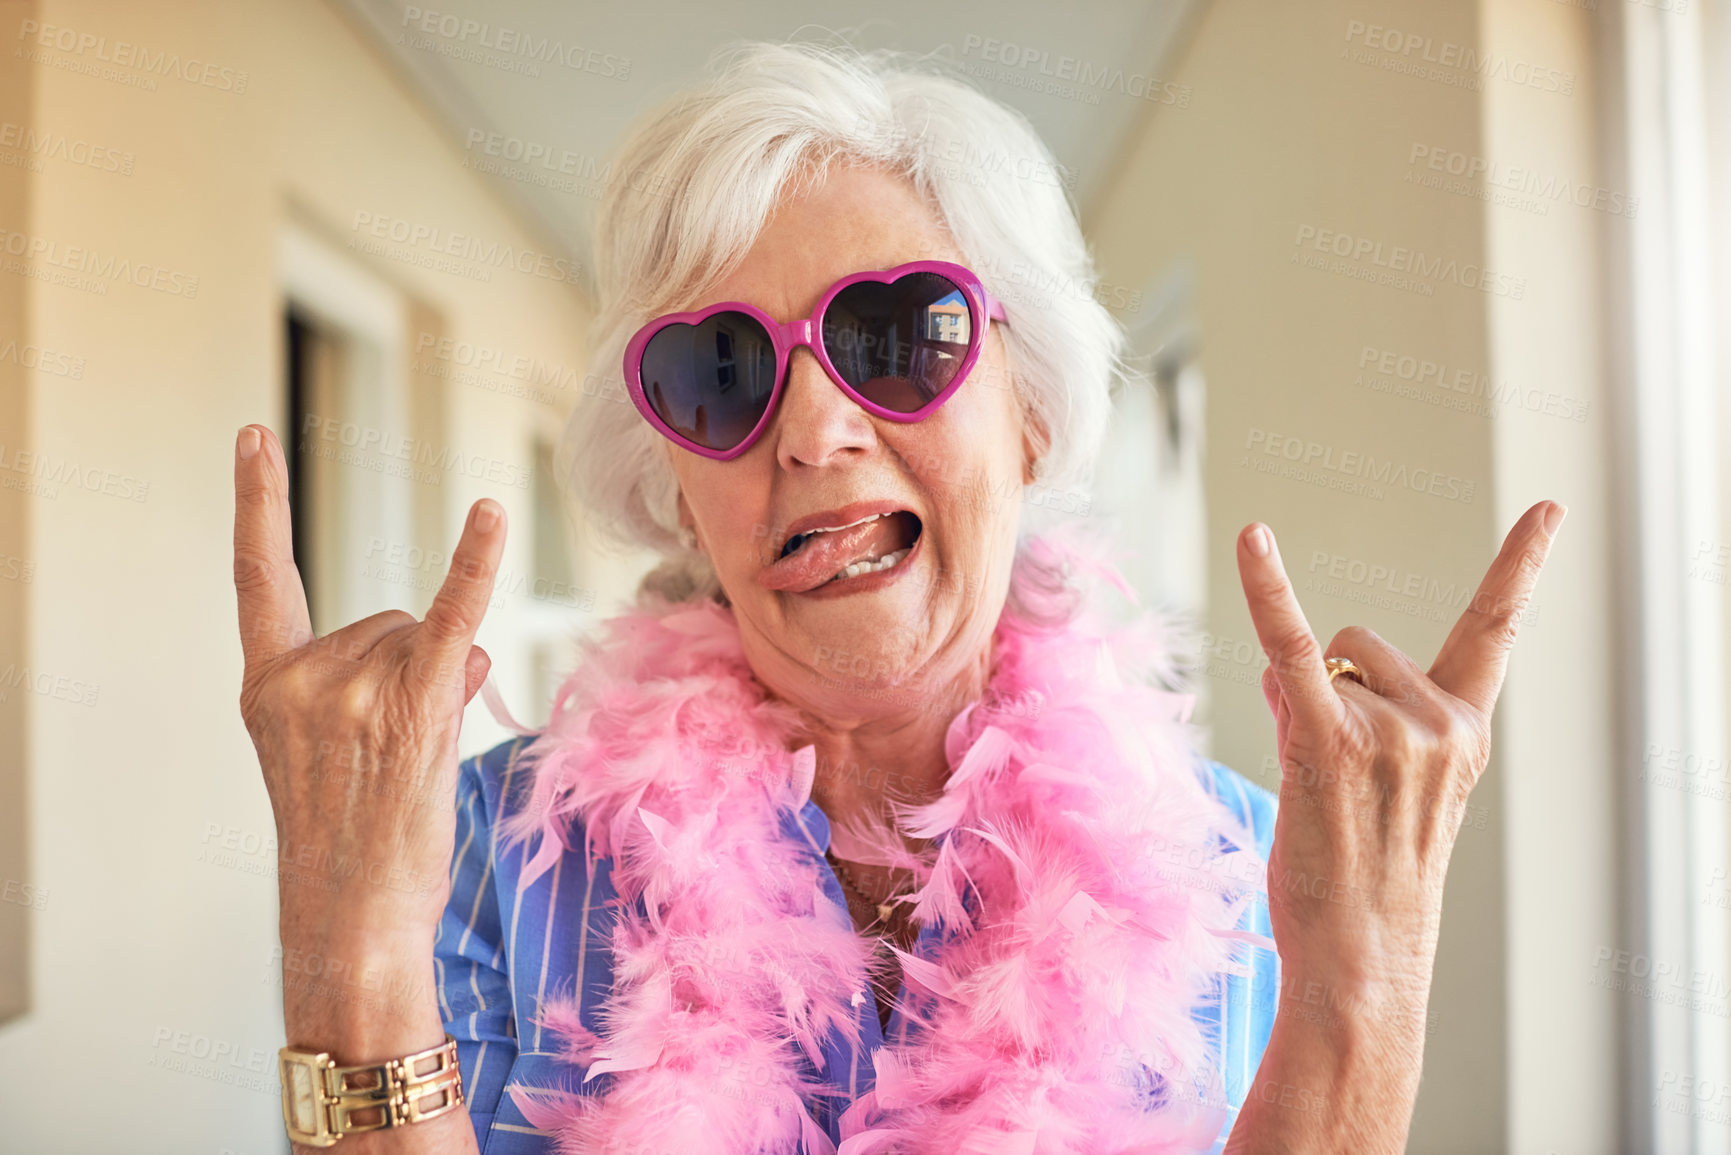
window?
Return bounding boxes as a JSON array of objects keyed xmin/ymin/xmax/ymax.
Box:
[{"xmin": 1604, "ymin": 4, "xmax": 1731, "ymax": 1146}]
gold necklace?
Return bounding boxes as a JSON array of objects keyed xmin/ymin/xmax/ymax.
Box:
[{"xmin": 825, "ymin": 849, "xmax": 908, "ymax": 926}]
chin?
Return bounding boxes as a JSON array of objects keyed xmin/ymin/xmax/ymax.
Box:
[{"xmin": 791, "ymin": 580, "xmax": 935, "ymax": 694}]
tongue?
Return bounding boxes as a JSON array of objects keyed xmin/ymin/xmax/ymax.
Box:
[{"xmin": 758, "ymin": 514, "xmax": 914, "ymax": 593}]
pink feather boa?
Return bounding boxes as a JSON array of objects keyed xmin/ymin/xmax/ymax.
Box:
[{"xmin": 498, "ymin": 540, "xmax": 1270, "ymax": 1154}]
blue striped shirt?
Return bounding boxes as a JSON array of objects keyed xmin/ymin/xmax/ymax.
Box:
[{"xmin": 436, "ymin": 736, "xmax": 1280, "ymax": 1153}]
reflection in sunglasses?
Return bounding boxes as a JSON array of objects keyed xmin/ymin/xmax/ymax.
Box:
[{"xmin": 629, "ymin": 262, "xmax": 1000, "ymax": 455}]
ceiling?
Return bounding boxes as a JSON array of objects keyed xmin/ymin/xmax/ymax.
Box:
[{"xmin": 334, "ymin": 0, "xmax": 1200, "ymax": 292}]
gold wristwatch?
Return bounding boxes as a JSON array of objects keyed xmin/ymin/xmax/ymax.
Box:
[{"xmin": 279, "ymin": 1033, "xmax": 464, "ymax": 1146}]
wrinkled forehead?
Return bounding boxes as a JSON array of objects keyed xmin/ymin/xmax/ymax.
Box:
[{"xmin": 684, "ymin": 163, "xmax": 968, "ymax": 322}]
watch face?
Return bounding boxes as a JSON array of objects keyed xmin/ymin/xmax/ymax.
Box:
[{"xmin": 285, "ymin": 1060, "xmax": 320, "ymax": 1134}]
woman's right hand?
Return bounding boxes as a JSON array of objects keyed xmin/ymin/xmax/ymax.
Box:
[{"xmin": 232, "ymin": 423, "xmax": 505, "ymax": 1064}]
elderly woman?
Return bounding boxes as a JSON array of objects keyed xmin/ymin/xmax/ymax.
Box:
[{"xmin": 235, "ymin": 42, "xmax": 1561, "ymax": 1155}]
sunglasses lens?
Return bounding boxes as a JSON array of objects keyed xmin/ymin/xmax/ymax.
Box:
[
  {"xmin": 639, "ymin": 311, "xmax": 779, "ymax": 452},
  {"xmin": 822, "ymin": 272, "xmax": 974, "ymax": 413}
]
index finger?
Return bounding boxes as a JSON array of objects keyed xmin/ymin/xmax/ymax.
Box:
[
  {"xmin": 1236, "ymin": 522, "xmax": 1344, "ymax": 730},
  {"xmin": 1428, "ymin": 499, "xmax": 1565, "ymax": 715},
  {"xmin": 233, "ymin": 425, "xmax": 313, "ymax": 670},
  {"xmin": 412, "ymin": 499, "xmax": 507, "ymax": 689}
]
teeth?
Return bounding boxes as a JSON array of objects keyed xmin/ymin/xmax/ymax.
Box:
[
  {"xmin": 831, "ymin": 547, "xmax": 911, "ymax": 584},
  {"xmin": 781, "ymin": 513, "xmax": 888, "ymax": 559},
  {"xmin": 814, "ymin": 512, "xmax": 884, "ymax": 534}
]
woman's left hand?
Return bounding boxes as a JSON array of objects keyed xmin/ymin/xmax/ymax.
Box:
[{"xmin": 1224, "ymin": 498, "xmax": 1564, "ymax": 1154}]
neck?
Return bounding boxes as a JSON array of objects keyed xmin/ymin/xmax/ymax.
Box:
[{"xmin": 796, "ymin": 641, "xmax": 994, "ymax": 851}]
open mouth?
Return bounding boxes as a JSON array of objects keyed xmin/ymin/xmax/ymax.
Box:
[{"xmin": 759, "ymin": 509, "xmax": 923, "ymax": 594}]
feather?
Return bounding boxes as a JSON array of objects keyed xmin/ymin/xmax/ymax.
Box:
[
  {"xmin": 802, "ymin": 1105, "xmax": 839, "ymax": 1155},
  {"xmin": 870, "ymin": 1048, "xmax": 914, "ymax": 1109},
  {"xmin": 1058, "ymin": 888, "xmax": 1111, "ymax": 934},
  {"xmin": 910, "ymin": 836, "xmax": 974, "ymax": 931},
  {"xmin": 904, "ymin": 727, "xmax": 1013, "ymax": 839},
  {"xmin": 491, "ymin": 536, "xmax": 1271, "ymax": 1154},
  {"xmin": 964, "ymin": 820, "xmax": 1034, "ymax": 891},
  {"xmin": 582, "ymin": 971, "xmax": 671, "ymax": 1081},
  {"xmin": 891, "ymin": 946, "xmax": 958, "ymax": 999},
  {"xmin": 790, "ymin": 743, "xmax": 817, "ymax": 809},
  {"xmin": 959, "ymin": 1129, "xmax": 1038, "ymax": 1155},
  {"xmin": 637, "ymin": 805, "xmax": 672, "ymax": 849},
  {"xmin": 837, "ymin": 1130, "xmax": 899, "ymax": 1155}
]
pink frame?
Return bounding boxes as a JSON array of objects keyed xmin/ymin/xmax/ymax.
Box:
[{"xmin": 622, "ymin": 259, "xmax": 1008, "ymax": 460}]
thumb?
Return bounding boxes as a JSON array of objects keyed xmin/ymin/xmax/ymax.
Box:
[{"xmin": 463, "ymin": 645, "xmax": 491, "ymax": 706}]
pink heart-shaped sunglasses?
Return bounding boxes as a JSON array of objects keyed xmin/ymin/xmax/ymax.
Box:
[{"xmin": 622, "ymin": 259, "xmax": 1007, "ymax": 460}]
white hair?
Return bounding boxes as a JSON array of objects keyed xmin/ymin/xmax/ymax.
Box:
[{"xmin": 563, "ymin": 39, "xmax": 1134, "ymax": 600}]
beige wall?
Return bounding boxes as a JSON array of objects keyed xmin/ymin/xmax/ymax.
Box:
[
  {"xmin": 0, "ymin": 0, "xmax": 639, "ymax": 1149},
  {"xmin": 1087, "ymin": 0, "xmax": 1617, "ymax": 1150}
]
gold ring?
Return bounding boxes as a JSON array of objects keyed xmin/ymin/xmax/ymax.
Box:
[{"xmin": 1326, "ymin": 656, "xmax": 1365, "ymax": 686}]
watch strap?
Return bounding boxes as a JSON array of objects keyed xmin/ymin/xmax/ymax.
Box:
[{"xmin": 280, "ymin": 1033, "xmax": 463, "ymax": 1147}]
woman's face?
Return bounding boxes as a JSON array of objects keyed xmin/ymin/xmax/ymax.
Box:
[{"xmin": 666, "ymin": 163, "xmax": 1035, "ymax": 724}]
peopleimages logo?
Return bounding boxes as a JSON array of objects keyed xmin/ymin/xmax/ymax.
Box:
[
  {"xmin": 1407, "ymin": 143, "xmax": 1637, "ymax": 219},
  {"xmin": 299, "ymin": 414, "xmax": 532, "ymax": 490},
  {"xmin": 1356, "ymin": 344, "xmax": 1589, "ymax": 422},
  {"xmin": 0, "ymin": 120, "xmax": 134, "ymax": 175},
  {"xmin": 349, "ymin": 212, "xmax": 580, "ymax": 286},
  {"xmin": 0, "ymin": 226, "xmax": 200, "ymax": 298},
  {"xmin": 1342, "ymin": 19, "xmax": 1575, "ymax": 95},
  {"xmin": 956, "ymin": 35, "xmax": 1190, "ymax": 107},
  {"xmin": 0, "ymin": 440, "xmax": 151, "ymax": 502},
  {"xmin": 0, "ymin": 337, "xmax": 84, "ymax": 379},
  {"xmin": 1242, "ymin": 427, "xmax": 1476, "ymax": 504},
  {"xmin": 415, "ymin": 332, "xmax": 581, "ymax": 390},
  {"xmin": 15, "ymin": 19, "xmax": 250, "ymax": 93},
  {"xmin": 1292, "ymin": 225, "xmax": 1526, "ymax": 299},
  {"xmin": 398, "ymin": 7, "xmax": 630, "ymax": 80}
]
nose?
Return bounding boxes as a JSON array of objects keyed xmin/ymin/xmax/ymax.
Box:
[{"xmin": 771, "ymin": 344, "xmax": 878, "ymax": 471}]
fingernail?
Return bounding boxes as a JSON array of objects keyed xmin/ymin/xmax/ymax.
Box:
[
  {"xmin": 1544, "ymin": 502, "xmax": 1567, "ymax": 535},
  {"xmin": 1247, "ymin": 524, "xmax": 1271, "ymax": 558},
  {"xmin": 236, "ymin": 426, "xmax": 260, "ymax": 461},
  {"xmin": 473, "ymin": 500, "xmax": 500, "ymax": 533}
]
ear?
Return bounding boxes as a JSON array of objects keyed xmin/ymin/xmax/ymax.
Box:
[
  {"xmin": 994, "ymin": 338, "xmax": 1047, "ymax": 486},
  {"xmin": 1020, "ymin": 407, "xmax": 1051, "ymax": 486},
  {"xmin": 674, "ymin": 488, "xmax": 702, "ymax": 552}
]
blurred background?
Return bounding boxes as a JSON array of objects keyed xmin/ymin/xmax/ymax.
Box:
[{"xmin": 0, "ymin": 0, "xmax": 1728, "ymax": 1150}]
